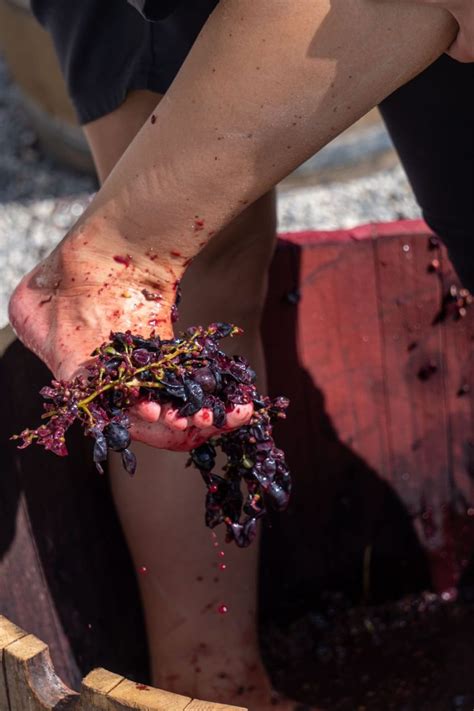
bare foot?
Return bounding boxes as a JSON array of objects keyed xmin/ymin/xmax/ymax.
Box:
[
  {"xmin": 8, "ymin": 218, "xmax": 252, "ymax": 451},
  {"xmin": 162, "ymin": 657, "xmax": 318, "ymax": 711}
]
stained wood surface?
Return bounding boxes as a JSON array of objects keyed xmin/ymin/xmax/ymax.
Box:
[
  {"xmin": 261, "ymin": 221, "xmax": 473, "ymax": 611},
  {"xmin": 0, "ymin": 617, "xmax": 246, "ymax": 711}
]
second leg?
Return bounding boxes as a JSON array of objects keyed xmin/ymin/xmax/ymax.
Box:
[{"xmin": 85, "ymin": 90, "xmax": 295, "ymax": 708}]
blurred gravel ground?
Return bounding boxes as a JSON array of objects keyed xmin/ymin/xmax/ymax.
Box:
[{"xmin": 0, "ymin": 54, "xmax": 421, "ymax": 329}]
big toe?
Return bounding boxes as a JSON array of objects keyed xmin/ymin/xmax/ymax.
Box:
[{"xmin": 134, "ymin": 400, "xmax": 162, "ymax": 423}]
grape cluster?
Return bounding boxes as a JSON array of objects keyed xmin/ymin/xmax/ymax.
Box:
[{"xmin": 13, "ymin": 324, "xmax": 291, "ymax": 547}]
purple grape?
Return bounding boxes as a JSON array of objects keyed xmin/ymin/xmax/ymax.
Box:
[
  {"xmin": 212, "ymin": 401, "xmax": 226, "ymax": 428},
  {"xmin": 104, "ymin": 423, "xmax": 131, "ymax": 451},
  {"xmin": 132, "ymin": 348, "xmax": 151, "ymax": 366},
  {"xmin": 213, "ymin": 323, "xmax": 233, "ymax": 338},
  {"xmin": 93, "ymin": 434, "xmax": 108, "ymax": 463},
  {"xmin": 192, "ymin": 367, "xmax": 217, "ymax": 393},
  {"xmin": 180, "ymin": 379, "xmax": 204, "ymax": 416},
  {"xmin": 191, "ymin": 443, "xmax": 215, "ymax": 471},
  {"xmin": 267, "ymin": 482, "xmax": 290, "ymax": 511},
  {"xmin": 262, "ymin": 457, "xmax": 276, "ymax": 476},
  {"xmin": 121, "ymin": 448, "xmax": 137, "ymax": 476}
]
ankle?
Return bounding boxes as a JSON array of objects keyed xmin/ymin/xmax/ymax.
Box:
[{"xmin": 60, "ymin": 216, "xmax": 184, "ymax": 307}]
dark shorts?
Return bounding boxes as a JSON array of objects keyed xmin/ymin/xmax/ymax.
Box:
[
  {"xmin": 31, "ymin": 0, "xmax": 218, "ymax": 125},
  {"xmin": 32, "ymin": 0, "xmax": 474, "ymax": 289}
]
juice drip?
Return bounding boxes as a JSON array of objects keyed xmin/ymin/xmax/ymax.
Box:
[{"xmin": 210, "ymin": 531, "xmax": 229, "ymax": 614}]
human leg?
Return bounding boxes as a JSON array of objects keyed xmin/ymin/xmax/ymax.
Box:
[
  {"xmin": 85, "ymin": 89, "xmax": 284, "ymax": 706},
  {"xmin": 380, "ymin": 54, "xmax": 474, "ymax": 291}
]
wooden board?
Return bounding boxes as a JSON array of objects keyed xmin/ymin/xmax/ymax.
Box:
[
  {"xmin": 0, "ymin": 616, "xmax": 27, "ymax": 711},
  {"xmin": 0, "ymin": 618, "xmax": 246, "ymax": 711}
]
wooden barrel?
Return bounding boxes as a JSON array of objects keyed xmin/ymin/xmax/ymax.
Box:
[
  {"xmin": 1, "ymin": 221, "xmax": 473, "ymax": 707},
  {"xmin": 0, "ymin": 0, "xmax": 94, "ymax": 173}
]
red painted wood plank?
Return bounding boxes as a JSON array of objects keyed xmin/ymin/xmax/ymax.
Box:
[
  {"xmin": 263, "ymin": 222, "xmax": 473, "ymax": 600},
  {"xmin": 279, "ymin": 218, "xmax": 430, "ymax": 246},
  {"xmin": 297, "ymin": 235, "xmax": 390, "ymax": 479},
  {"xmin": 373, "ymin": 231, "xmax": 450, "ymax": 512}
]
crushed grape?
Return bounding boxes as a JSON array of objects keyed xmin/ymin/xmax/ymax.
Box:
[{"xmin": 13, "ymin": 323, "xmax": 291, "ymax": 547}]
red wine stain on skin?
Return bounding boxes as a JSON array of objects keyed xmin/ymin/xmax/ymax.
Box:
[
  {"xmin": 183, "ymin": 258, "xmax": 193, "ymax": 267},
  {"xmin": 136, "ymin": 683, "xmax": 149, "ymax": 691},
  {"xmin": 170, "ymin": 250, "xmax": 182, "ymax": 257},
  {"xmin": 75, "ymin": 326, "xmax": 81, "ymax": 331},
  {"xmin": 150, "ymin": 114, "xmax": 156, "ymax": 124},
  {"xmin": 148, "ymin": 318, "xmax": 165, "ymax": 327},
  {"xmin": 112, "ymin": 310, "xmax": 121, "ymax": 318},
  {"xmin": 142, "ymin": 288, "xmax": 162, "ymax": 302},
  {"xmin": 113, "ymin": 254, "xmax": 132, "ymax": 267},
  {"xmin": 194, "ymin": 219, "xmax": 205, "ymax": 232},
  {"xmin": 138, "ymin": 566, "xmax": 148, "ymax": 575}
]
